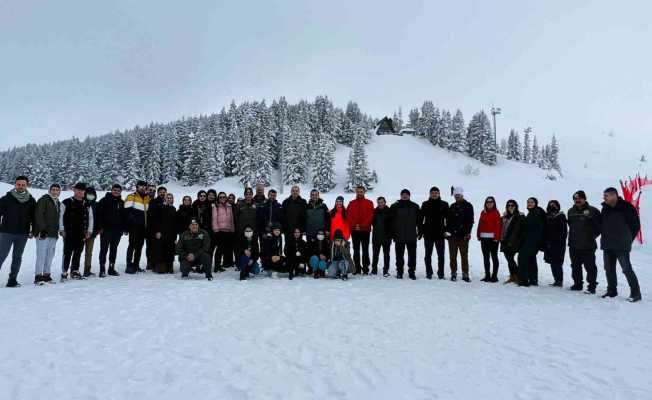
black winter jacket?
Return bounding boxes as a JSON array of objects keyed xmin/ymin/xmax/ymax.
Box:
[
  {"xmin": 372, "ymin": 206, "xmax": 392, "ymax": 243},
  {"xmin": 305, "ymin": 199, "xmax": 331, "ymax": 237},
  {"xmin": 543, "ymin": 212, "xmax": 568, "ymax": 265},
  {"xmin": 600, "ymin": 198, "xmax": 640, "ymax": 252},
  {"xmin": 0, "ymin": 191, "xmax": 36, "ymax": 235},
  {"xmin": 96, "ymin": 193, "xmax": 125, "ymax": 232},
  {"xmin": 281, "ymin": 196, "xmax": 307, "ymax": 233},
  {"xmin": 390, "ymin": 200, "xmax": 420, "ymax": 243},
  {"xmin": 419, "ymin": 198, "xmax": 449, "ymax": 239},
  {"xmin": 446, "ymin": 200, "xmax": 474, "ymax": 238},
  {"xmin": 567, "ymin": 203, "xmax": 601, "ymax": 250}
]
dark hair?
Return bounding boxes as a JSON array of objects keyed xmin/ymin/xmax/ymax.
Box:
[
  {"xmin": 268, "ymin": 189, "xmax": 277, "ymax": 194},
  {"xmin": 528, "ymin": 197, "xmax": 539, "ymax": 207},
  {"xmin": 310, "ymin": 189, "xmax": 318, "ymax": 194},
  {"xmin": 157, "ymin": 186, "xmax": 167, "ymax": 192},
  {"xmin": 356, "ymin": 185, "xmax": 366, "ymax": 192},
  {"xmin": 182, "ymin": 195, "xmax": 192, "ymax": 204},
  {"xmin": 197, "ymin": 190, "xmax": 207, "ymax": 197},
  {"xmin": 15, "ymin": 175, "xmax": 29, "ymax": 183},
  {"xmin": 49, "ymin": 183, "xmax": 61, "ymax": 190},
  {"xmin": 400, "ymin": 189, "xmax": 411, "ymax": 196},
  {"xmin": 484, "ymin": 196, "xmax": 496, "ymax": 211},
  {"xmin": 111, "ymin": 183, "xmax": 122, "ymax": 190},
  {"xmin": 377, "ymin": 196, "xmax": 386, "ymax": 202},
  {"xmin": 244, "ymin": 187, "xmax": 253, "ymax": 195},
  {"xmin": 603, "ymin": 187, "xmax": 619, "ymax": 195},
  {"xmin": 330, "ymin": 204, "xmax": 347, "ymax": 219},
  {"xmin": 218, "ymin": 191, "xmax": 227, "ymax": 199},
  {"xmin": 547, "ymin": 200, "xmax": 561, "ymax": 213},
  {"xmin": 505, "ymin": 199, "xmax": 519, "ymax": 214},
  {"xmin": 573, "ymin": 190, "xmax": 587, "ymax": 200},
  {"xmin": 429, "ymin": 186, "xmax": 440, "ymax": 193}
]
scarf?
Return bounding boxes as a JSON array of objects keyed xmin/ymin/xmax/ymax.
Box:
[{"xmin": 10, "ymin": 189, "xmax": 30, "ymax": 204}]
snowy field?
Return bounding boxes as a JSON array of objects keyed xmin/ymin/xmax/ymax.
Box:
[{"xmin": 1, "ymin": 134, "xmax": 651, "ymax": 399}]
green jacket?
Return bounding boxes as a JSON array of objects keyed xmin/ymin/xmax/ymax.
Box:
[
  {"xmin": 176, "ymin": 228, "xmax": 211, "ymax": 259},
  {"xmin": 34, "ymin": 194, "xmax": 61, "ymax": 238}
]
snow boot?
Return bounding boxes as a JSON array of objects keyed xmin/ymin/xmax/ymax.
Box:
[
  {"xmin": 43, "ymin": 273, "xmax": 54, "ymax": 284},
  {"xmin": 6, "ymin": 277, "xmax": 20, "ymax": 288},
  {"xmin": 627, "ymin": 294, "xmax": 642, "ymax": 303},
  {"xmin": 569, "ymin": 284, "xmax": 583, "ymax": 291},
  {"xmin": 409, "ymin": 274, "xmax": 416, "ymax": 281},
  {"xmin": 601, "ymin": 291, "xmax": 617, "ymax": 299},
  {"xmin": 34, "ymin": 274, "xmax": 44, "ymax": 285},
  {"xmin": 396, "ymin": 274, "xmax": 403, "ymax": 279},
  {"xmin": 108, "ymin": 264, "xmax": 120, "ymax": 276},
  {"xmin": 584, "ymin": 287, "xmax": 596, "ymax": 295},
  {"xmin": 71, "ymin": 270, "xmax": 85, "ymax": 280},
  {"xmin": 313, "ymin": 270, "xmax": 320, "ymax": 279}
]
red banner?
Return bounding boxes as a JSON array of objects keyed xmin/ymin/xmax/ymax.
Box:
[{"xmin": 619, "ymin": 173, "xmax": 650, "ymax": 244}]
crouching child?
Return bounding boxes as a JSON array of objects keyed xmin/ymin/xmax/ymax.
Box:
[
  {"xmin": 236, "ymin": 225, "xmax": 260, "ymax": 281},
  {"xmin": 328, "ymin": 230, "xmax": 355, "ymax": 280},
  {"xmin": 285, "ymin": 228, "xmax": 308, "ymax": 279},
  {"xmin": 308, "ymin": 229, "xmax": 330, "ymax": 279}
]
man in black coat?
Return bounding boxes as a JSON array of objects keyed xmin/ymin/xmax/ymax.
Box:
[
  {"xmin": 600, "ymin": 187, "xmax": 642, "ymax": 302},
  {"xmin": 281, "ymin": 186, "xmax": 307, "ymax": 240},
  {"xmin": 60, "ymin": 182, "xmax": 93, "ymax": 280},
  {"xmin": 567, "ymin": 190, "xmax": 602, "ymax": 293},
  {"xmin": 390, "ymin": 189, "xmax": 420, "ymax": 280},
  {"xmin": 95, "ymin": 184, "xmax": 125, "ymax": 277},
  {"xmin": 305, "ymin": 189, "xmax": 331, "ymax": 241},
  {"xmin": 419, "ymin": 186, "xmax": 449, "ymax": 279},
  {"xmin": 0, "ymin": 176, "xmax": 36, "ymax": 287},
  {"xmin": 371, "ymin": 197, "xmax": 392, "ymax": 276},
  {"xmin": 146, "ymin": 186, "xmax": 167, "ymax": 270},
  {"xmin": 445, "ymin": 187, "xmax": 474, "ymax": 282}
]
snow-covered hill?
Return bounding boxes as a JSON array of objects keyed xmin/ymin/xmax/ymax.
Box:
[{"xmin": 0, "ymin": 134, "xmax": 651, "ymax": 400}]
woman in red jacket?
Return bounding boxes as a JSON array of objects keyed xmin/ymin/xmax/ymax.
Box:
[
  {"xmin": 477, "ymin": 196, "xmax": 502, "ymax": 282},
  {"xmin": 330, "ymin": 196, "xmax": 351, "ymax": 241}
]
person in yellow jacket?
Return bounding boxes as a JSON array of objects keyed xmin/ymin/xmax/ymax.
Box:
[{"xmin": 124, "ymin": 180, "xmax": 150, "ymax": 274}]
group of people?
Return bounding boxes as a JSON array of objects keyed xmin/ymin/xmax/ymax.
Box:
[{"xmin": 0, "ymin": 175, "xmax": 643, "ymax": 302}]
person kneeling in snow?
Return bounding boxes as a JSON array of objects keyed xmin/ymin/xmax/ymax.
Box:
[
  {"xmin": 285, "ymin": 228, "xmax": 309, "ymax": 279},
  {"xmin": 176, "ymin": 219, "xmax": 213, "ymax": 281},
  {"xmin": 327, "ymin": 230, "xmax": 354, "ymax": 281},
  {"xmin": 236, "ymin": 225, "xmax": 260, "ymax": 281},
  {"xmin": 261, "ymin": 223, "xmax": 290, "ymax": 279},
  {"xmin": 308, "ymin": 229, "xmax": 330, "ymax": 279}
]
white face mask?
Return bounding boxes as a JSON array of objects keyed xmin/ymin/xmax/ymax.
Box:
[
  {"xmin": 316, "ymin": 234, "xmax": 324, "ymax": 241},
  {"xmin": 87, "ymin": 194, "xmax": 96, "ymax": 201},
  {"xmin": 244, "ymin": 231, "xmax": 253, "ymax": 239}
]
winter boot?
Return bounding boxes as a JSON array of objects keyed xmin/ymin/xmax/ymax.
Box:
[
  {"xmin": 569, "ymin": 283, "xmax": 583, "ymax": 291},
  {"xmin": 341, "ymin": 273, "xmax": 348, "ymax": 281},
  {"xmin": 83, "ymin": 270, "xmax": 96, "ymax": 278},
  {"xmin": 462, "ymin": 276, "xmax": 471, "ymax": 283},
  {"xmin": 43, "ymin": 273, "xmax": 54, "ymax": 284},
  {"xmin": 34, "ymin": 274, "xmax": 44, "ymax": 285},
  {"xmin": 481, "ymin": 275, "xmax": 490, "ymax": 282},
  {"xmin": 60, "ymin": 273, "xmax": 68, "ymax": 282},
  {"xmin": 108, "ymin": 264, "xmax": 120, "ymax": 276},
  {"xmin": 409, "ymin": 274, "xmax": 416, "ymax": 280},
  {"xmin": 6, "ymin": 276, "xmax": 20, "ymax": 287},
  {"xmin": 627, "ymin": 294, "xmax": 642, "ymax": 303},
  {"xmin": 99, "ymin": 265, "xmax": 106, "ymax": 278},
  {"xmin": 450, "ymin": 274, "xmax": 457, "ymax": 282},
  {"xmin": 371, "ymin": 268, "xmax": 378, "ymax": 275},
  {"xmin": 601, "ymin": 291, "xmax": 618, "ymax": 298},
  {"xmin": 125, "ymin": 263, "xmax": 136, "ymax": 274},
  {"xmin": 71, "ymin": 270, "xmax": 85, "ymax": 280}
]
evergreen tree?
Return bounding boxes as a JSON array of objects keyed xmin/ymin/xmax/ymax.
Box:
[
  {"xmin": 408, "ymin": 108, "xmax": 419, "ymax": 130},
  {"xmin": 531, "ymin": 136, "xmax": 539, "ymax": 165},
  {"xmin": 450, "ymin": 110, "xmax": 466, "ymax": 153},
  {"xmin": 522, "ymin": 128, "xmax": 532, "ymax": 164},
  {"xmin": 345, "ymin": 134, "xmax": 374, "ymax": 192}
]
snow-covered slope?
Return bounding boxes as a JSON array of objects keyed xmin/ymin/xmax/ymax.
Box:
[{"xmin": 0, "ymin": 134, "xmax": 650, "ymax": 400}]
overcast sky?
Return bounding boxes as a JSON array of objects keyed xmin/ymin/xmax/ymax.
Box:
[{"xmin": 1, "ymin": 0, "xmax": 650, "ymax": 151}]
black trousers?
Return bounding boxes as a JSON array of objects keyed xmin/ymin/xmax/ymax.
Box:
[
  {"xmin": 480, "ymin": 239, "xmax": 499, "ymax": 278},
  {"xmin": 603, "ymin": 250, "xmax": 641, "ymax": 297},
  {"xmin": 372, "ymin": 240, "xmax": 391, "ymax": 274},
  {"xmin": 351, "ymin": 231, "xmax": 370, "ymax": 274},
  {"xmin": 62, "ymin": 234, "xmax": 85, "ymax": 273},
  {"xmin": 517, "ymin": 251, "xmax": 538, "ymax": 285},
  {"xmin": 424, "ymin": 237, "xmax": 445, "ymax": 278},
  {"xmin": 503, "ymin": 249, "xmax": 518, "ymax": 276},
  {"xmin": 126, "ymin": 225, "xmax": 146, "ymax": 271},
  {"xmin": 214, "ymin": 231, "xmax": 235, "ymax": 269},
  {"xmin": 395, "ymin": 241, "xmax": 417, "ymax": 277},
  {"xmin": 99, "ymin": 228, "xmax": 122, "ymax": 266},
  {"xmin": 180, "ymin": 253, "xmax": 212, "ymax": 278},
  {"xmin": 550, "ymin": 263, "xmax": 563, "ymax": 284},
  {"xmin": 569, "ymin": 248, "xmax": 598, "ymax": 289}
]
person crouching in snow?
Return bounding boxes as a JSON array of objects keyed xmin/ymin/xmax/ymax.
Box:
[
  {"xmin": 176, "ymin": 219, "xmax": 213, "ymax": 281},
  {"xmin": 327, "ymin": 229, "xmax": 354, "ymax": 280},
  {"xmin": 261, "ymin": 223, "xmax": 289, "ymax": 279},
  {"xmin": 236, "ymin": 226, "xmax": 260, "ymax": 281},
  {"xmin": 308, "ymin": 229, "xmax": 330, "ymax": 279},
  {"xmin": 285, "ymin": 228, "xmax": 308, "ymax": 279}
]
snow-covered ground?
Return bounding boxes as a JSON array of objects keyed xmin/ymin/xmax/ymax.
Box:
[{"xmin": 1, "ymin": 134, "xmax": 651, "ymax": 399}]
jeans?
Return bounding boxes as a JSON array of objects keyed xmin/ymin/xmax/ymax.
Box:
[
  {"xmin": 351, "ymin": 230, "xmax": 370, "ymax": 274},
  {"xmin": 328, "ymin": 259, "xmax": 348, "ymax": 278},
  {"xmin": 603, "ymin": 250, "xmax": 641, "ymax": 297},
  {"xmin": 424, "ymin": 237, "xmax": 445, "ymax": 278},
  {"xmin": 309, "ymin": 255, "xmax": 328, "ymax": 271},
  {"xmin": 480, "ymin": 239, "xmax": 499, "ymax": 278},
  {"xmin": 569, "ymin": 248, "xmax": 598, "ymax": 289},
  {"xmin": 395, "ymin": 241, "xmax": 417, "ymax": 277},
  {"xmin": 35, "ymin": 237, "xmax": 57, "ymax": 275},
  {"xmin": 237, "ymin": 255, "xmax": 261, "ymax": 275},
  {"xmin": 0, "ymin": 233, "xmax": 29, "ymax": 280}
]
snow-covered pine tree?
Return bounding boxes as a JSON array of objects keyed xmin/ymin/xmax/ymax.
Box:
[
  {"xmin": 160, "ymin": 124, "xmax": 178, "ymax": 184},
  {"xmin": 549, "ymin": 134, "xmax": 562, "ymax": 176},
  {"xmin": 419, "ymin": 101, "xmax": 435, "ymax": 140},
  {"xmin": 450, "ymin": 109, "xmax": 466, "ymax": 153},
  {"xmin": 479, "ymin": 111, "xmax": 497, "ymax": 165},
  {"xmin": 506, "ymin": 129, "xmax": 522, "ymax": 161},
  {"xmin": 522, "ymin": 128, "xmax": 532, "ymax": 164},
  {"xmin": 345, "ymin": 134, "xmax": 374, "ymax": 192},
  {"xmin": 223, "ymin": 101, "xmax": 242, "ymax": 177},
  {"xmin": 439, "ymin": 109, "xmax": 452, "ymax": 150},
  {"xmin": 408, "ymin": 108, "xmax": 419, "ymax": 131},
  {"xmin": 531, "ymin": 136, "xmax": 539, "ymax": 165},
  {"xmin": 499, "ymin": 138, "xmax": 508, "ymax": 156},
  {"xmin": 250, "ymin": 100, "xmax": 273, "ymax": 186},
  {"xmin": 396, "ymin": 107, "xmax": 404, "ymax": 132},
  {"xmin": 121, "ymin": 132, "xmax": 142, "ymax": 189},
  {"xmin": 466, "ymin": 112, "xmax": 483, "ymax": 161}
]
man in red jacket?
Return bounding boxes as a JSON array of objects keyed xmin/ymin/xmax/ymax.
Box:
[{"xmin": 346, "ymin": 186, "xmax": 374, "ymax": 275}]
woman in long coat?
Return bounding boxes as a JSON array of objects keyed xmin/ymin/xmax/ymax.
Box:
[
  {"xmin": 543, "ymin": 200, "xmax": 568, "ymax": 287},
  {"xmin": 500, "ymin": 199, "xmax": 523, "ymax": 284},
  {"xmin": 517, "ymin": 197, "xmax": 546, "ymax": 286}
]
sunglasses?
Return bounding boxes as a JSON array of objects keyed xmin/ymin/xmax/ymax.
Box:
[{"xmin": 218, "ymin": 196, "xmax": 226, "ymax": 199}]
